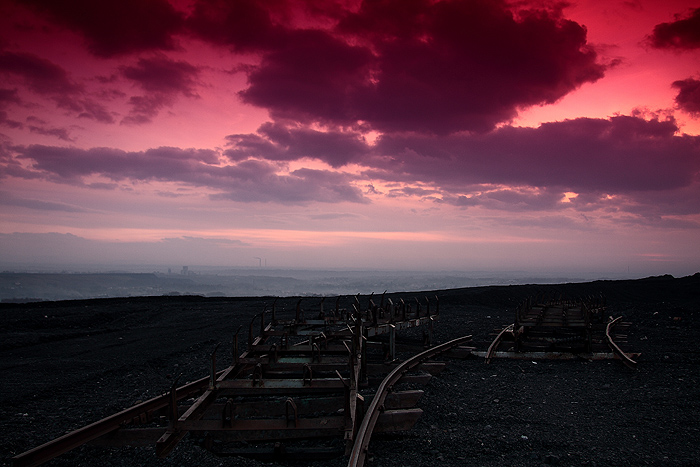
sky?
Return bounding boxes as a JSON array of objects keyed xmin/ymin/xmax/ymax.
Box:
[{"xmin": 0, "ymin": 0, "xmax": 699, "ymax": 278}]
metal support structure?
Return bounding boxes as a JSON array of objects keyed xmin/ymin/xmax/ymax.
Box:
[{"xmin": 13, "ymin": 293, "xmax": 448, "ymax": 466}]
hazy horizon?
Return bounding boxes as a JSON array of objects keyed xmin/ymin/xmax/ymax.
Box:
[{"xmin": 3, "ymin": 260, "xmax": 696, "ymax": 303}]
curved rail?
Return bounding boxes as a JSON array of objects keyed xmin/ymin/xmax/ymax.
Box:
[
  {"xmin": 485, "ymin": 324, "xmax": 513, "ymax": 364},
  {"xmin": 606, "ymin": 316, "xmax": 637, "ymax": 369},
  {"xmin": 347, "ymin": 334, "xmax": 472, "ymax": 467}
]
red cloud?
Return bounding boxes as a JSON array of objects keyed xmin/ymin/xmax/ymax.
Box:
[
  {"xmin": 229, "ymin": 0, "xmax": 606, "ymax": 134},
  {"xmin": 18, "ymin": 0, "xmax": 185, "ymax": 57},
  {"xmin": 673, "ymin": 78, "xmax": 700, "ymax": 116},
  {"xmin": 648, "ymin": 7, "xmax": 700, "ymax": 50}
]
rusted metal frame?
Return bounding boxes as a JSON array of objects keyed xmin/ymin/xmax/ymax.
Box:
[
  {"xmin": 474, "ymin": 350, "xmax": 617, "ymax": 360},
  {"xmin": 364, "ymin": 314, "xmax": 438, "ymax": 337},
  {"xmin": 11, "ymin": 371, "xmax": 222, "ymax": 467},
  {"xmin": 246, "ymin": 345, "xmax": 350, "ymax": 356},
  {"xmin": 368, "ymin": 371, "xmax": 432, "ymax": 386},
  {"xmin": 180, "ymin": 416, "xmax": 346, "ymax": 432},
  {"xmin": 216, "ymin": 378, "xmax": 353, "ymax": 394},
  {"xmin": 156, "ymin": 363, "xmax": 240, "ymax": 457},
  {"xmin": 605, "ymin": 316, "xmax": 638, "ymax": 369},
  {"xmin": 91, "ymin": 404, "xmax": 423, "ymax": 448},
  {"xmin": 184, "ymin": 409, "xmax": 422, "ymax": 443},
  {"xmin": 194, "ymin": 390, "xmax": 423, "ymax": 421},
  {"xmin": 485, "ymin": 324, "xmax": 513, "ymax": 364},
  {"xmin": 347, "ymin": 334, "xmax": 472, "ymax": 467},
  {"xmin": 87, "ymin": 428, "xmax": 165, "ymax": 447},
  {"xmin": 345, "ymin": 310, "xmax": 364, "ymax": 445},
  {"xmin": 251, "ymin": 359, "xmax": 350, "ymax": 372},
  {"xmin": 157, "ymin": 322, "xmax": 273, "ymax": 457}
]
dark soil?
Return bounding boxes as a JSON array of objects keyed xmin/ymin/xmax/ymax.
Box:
[{"xmin": 1, "ymin": 274, "xmax": 699, "ymax": 467}]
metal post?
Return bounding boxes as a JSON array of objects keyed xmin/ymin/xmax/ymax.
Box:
[
  {"xmin": 389, "ymin": 324, "xmax": 396, "ymax": 361},
  {"xmin": 210, "ymin": 343, "xmax": 220, "ymax": 390}
]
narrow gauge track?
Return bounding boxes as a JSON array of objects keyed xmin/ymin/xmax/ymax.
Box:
[
  {"xmin": 13, "ymin": 294, "xmax": 468, "ymax": 466},
  {"xmin": 479, "ymin": 296, "xmax": 638, "ymax": 367}
]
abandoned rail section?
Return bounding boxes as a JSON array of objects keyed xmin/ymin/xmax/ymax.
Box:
[
  {"xmin": 12, "ymin": 293, "xmax": 636, "ymax": 467},
  {"xmin": 479, "ymin": 296, "xmax": 638, "ymax": 367},
  {"xmin": 13, "ymin": 294, "xmax": 463, "ymax": 466}
]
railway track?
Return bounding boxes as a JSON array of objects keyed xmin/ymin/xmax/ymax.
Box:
[
  {"xmin": 12, "ymin": 293, "xmax": 637, "ymax": 467},
  {"xmin": 478, "ymin": 296, "xmax": 639, "ymax": 367},
  {"xmin": 12, "ymin": 294, "xmax": 473, "ymax": 466}
]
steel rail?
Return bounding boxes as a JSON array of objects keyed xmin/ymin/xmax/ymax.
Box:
[
  {"xmin": 606, "ymin": 316, "xmax": 638, "ymax": 369},
  {"xmin": 11, "ymin": 371, "xmax": 223, "ymax": 467},
  {"xmin": 485, "ymin": 323, "xmax": 513, "ymax": 364},
  {"xmin": 347, "ymin": 334, "xmax": 472, "ymax": 467}
]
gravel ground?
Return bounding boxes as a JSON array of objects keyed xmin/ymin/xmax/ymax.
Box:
[{"xmin": 1, "ymin": 274, "xmax": 699, "ymax": 467}]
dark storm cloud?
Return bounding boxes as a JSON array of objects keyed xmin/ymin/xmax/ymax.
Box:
[
  {"xmin": 238, "ymin": 28, "xmax": 375, "ymax": 127},
  {"xmin": 648, "ymin": 7, "xmax": 700, "ymax": 50},
  {"xmin": 673, "ymin": 78, "xmax": 700, "ymax": 116},
  {"xmin": 18, "ymin": 0, "xmax": 185, "ymax": 57},
  {"xmin": 225, "ymin": 0, "xmax": 606, "ymax": 134},
  {"xmin": 186, "ymin": 0, "xmax": 284, "ymax": 52},
  {"xmin": 8, "ymin": 0, "xmax": 606, "ymax": 134},
  {"xmin": 10, "ymin": 144, "xmax": 368, "ymax": 205}
]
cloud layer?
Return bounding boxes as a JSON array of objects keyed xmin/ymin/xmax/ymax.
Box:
[{"xmin": 0, "ymin": 0, "xmax": 699, "ymax": 274}]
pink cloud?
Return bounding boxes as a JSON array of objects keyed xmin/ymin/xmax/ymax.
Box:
[
  {"xmin": 120, "ymin": 55, "xmax": 201, "ymax": 124},
  {"xmin": 0, "ymin": 191, "xmax": 87, "ymax": 212},
  {"xmin": 121, "ymin": 56, "xmax": 200, "ymax": 96},
  {"xmin": 11, "ymin": 145, "xmax": 368, "ymax": 205},
  {"xmin": 0, "ymin": 51, "xmax": 113, "ymax": 124},
  {"xmin": 225, "ymin": 122, "xmax": 371, "ymax": 167},
  {"xmin": 371, "ymin": 115, "xmax": 699, "ymax": 194},
  {"xmin": 0, "ymin": 51, "xmax": 82, "ymax": 96}
]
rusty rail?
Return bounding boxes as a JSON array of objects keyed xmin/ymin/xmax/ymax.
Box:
[
  {"xmin": 606, "ymin": 316, "xmax": 638, "ymax": 369},
  {"xmin": 485, "ymin": 323, "xmax": 513, "ymax": 364},
  {"xmin": 481, "ymin": 296, "xmax": 635, "ymax": 365},
  {"xmin": 347, "ymin": 334, "xmax": 472, "ymax": 467},
  {"xmin": 13, "ymin": 294, "xmax": 446, "ymax": 465},
  {"xmin": 11, "ymin": 372, "xmax": 221, "ymax": 467}
]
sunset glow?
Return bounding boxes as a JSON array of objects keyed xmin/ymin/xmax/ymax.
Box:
[{"xmin": 1, "ymin": 0, "xmax": 699, "ymax": 277}]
